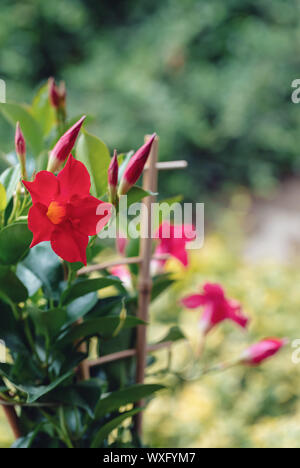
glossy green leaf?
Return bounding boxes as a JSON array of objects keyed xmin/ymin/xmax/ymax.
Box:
[
  {"xmin": 28, "ymin": 307, "xmax": 67, "ymax": 339},
  {"xmin": 66, "ymin": 292, "xmax": 98, "ymax": 325},
  {"xmin": 0, "ymin": 182, "xmax": 6, "ymax": 211},
  {"xmin": 17, "ymin": 371, "xmax": 73, "ymax": 403},
  {"xmin": 0, "ymin": 300, "xmax": 27, "ymax": 354},
  {"xmin": 52, "ymin": 379, "xmax": 102, "ymax": 419},
  {"xmin": 58, "ymin": 315, "xmax": 146, "ymax": 345},
  {"xmin": 0, "ymin": 165, "xmax": 21, "ymax": 204},
  {"xmin": 0, "ymin": 223, "xmax": 32, "ymax": 265},
  {"xmin": 16, "ymin": 264, "xmax": 42, "ymax": 297},
  {"xmin": 22, "ymin": 243, "xmax": 63, "ymax": 300},
  {"xmin": 95, "ymin": 384, "xmax": 164, "ymax": 419},
  {"xmin": 91, "ymin": 408, "xmax": 142, "ymax": 448},
  {"xmin": 0, "ymin": 266, "xmax": 28, "ymax": 304},
  {"xmin": 126, "ymin": 186, "xmax": 155, "ymax": 206},
  {"xmin": 0, "ymin": 102, "xmax": 44, "ymax": 157},
  {"xmin": 76, "ymin": 130, "xmax": 111, "ymax": 197},
  {"xmin": 61, "ymin": 277, "xmax": 122, "ymax": 306}
]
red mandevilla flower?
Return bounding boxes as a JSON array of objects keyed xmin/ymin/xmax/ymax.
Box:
[
  {"xmin": 23, "ymin": 155, "xmax": 112, "ymax": 265},
  {"xmin": 182, "ymin": 283, "xmax": 249, "ymax": 335},
  {"xmin": 118, "ymin": 133, "xmax": 156, "ymax": 195},
  {"xmin": 240, "ymin": 338, "xmax": 286, "ymax": 365},
  {"xmin": 47, "ymin": 116, "xmax": 86, "ymax": 173},
  {"xmin": 151, "ymin": 222, "xmax": 196, "ymax": 274}
]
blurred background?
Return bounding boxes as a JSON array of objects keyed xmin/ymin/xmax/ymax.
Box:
[{"xmin": 1, "ymin": 0, "xmax": 300, "ymax": 448}]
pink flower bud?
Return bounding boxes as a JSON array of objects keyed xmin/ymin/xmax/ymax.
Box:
[
  {"xmin": 118, "ymin": 133, "xmax": 156, "ymax": 195},
  {"xmin": 108, "ymin": 150, "xmax": 119, "ymax": 203},
  {"xmin": 48, "ymin": 77, "xmax": 66, "ymax": 110},
  {"xmin": 47, "ymin": 116, "xmax": 86, "ymax": 173},
  {"xmin": 15, "ymin": 122, "xmax": 27, "ymax": 180},
  {"xmin": 241, "ymin": 338, "xmax": 287, "ymax": 366}
]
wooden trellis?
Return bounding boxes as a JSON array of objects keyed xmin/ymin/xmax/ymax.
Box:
[{"xmin": 1, "ymin": 135, "xmax": 188, "ymax": 441}]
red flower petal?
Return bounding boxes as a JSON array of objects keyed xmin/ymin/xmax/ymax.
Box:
[
  {"xmin": 23, "ymin": 171, "xmax": 59, "ymax": 205},
  {"xmin": 50, "ymin": 221, "xmax": 89, "ymax": 264},
  {"xmin": 28, "ymin": 203, "xmax": 55, "ymax": 247},
  {"xmin": 170, "ymin": 238, "xmax": 189, "ymax": 266},
  {"xmin": 69, "ymin": 196, "xmax": 111, "ymax": 236},
  {"xmin": 57, "ymin": 155, "xmax": 91, "ymax": 200},
  {"xmin": 181, "ymin": 294, "xmax": 205, "ymax": 309}
]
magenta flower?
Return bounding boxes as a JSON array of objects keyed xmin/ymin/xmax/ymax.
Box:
[
  {"xmin": 47, "ymin": 116, "xmax": 86, "ymax": 173},
  {"xmin": 241, "ymin": 338, "xmax": 286, "ymax": 365},
  {"xmin": 152, "ymin": 222, "xmax": 196, "ymax": 273},
  {"xmin": 182, "ymin": 283, "xmax": 249, "ymax": 334},
  {"xmin": 110, "ymin": 265, "xmax": 132, "ymax": 290}
]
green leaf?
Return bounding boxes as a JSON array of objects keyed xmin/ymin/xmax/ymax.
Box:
[
  {"xmin": 0, "ymin": 165, "xmax": 21, "ymax": 204},
  {"xmin": 52, "ymin": 379, "xmax": 102, "ymax": 419},
  {"xmin": 61, "ymin": 277, "xmax": 122, "ymax": 306},
  {"xmin": 66, "ymin": 292, "xmax": 98, "ymax": 324},
  {"xmin": 91, "ymin": 408, "xmax": 142, "ymax": 448},
  {"xmin": 0, "ymin": 223, "xmax": 32, "ymax": 265},
  {"xmin": 155, "ymin": 326, "xmax": 186, "ymax": 344},
  {"xmin": 0, "ymin": 182, "xmax": 6, "ymax": 211},
  {"xmin": 0, "ymin": 300, "xmax": 27, "ymax": 354},
  {"xmin": 21, "ymin": 243, "xmax": 63, "ymax": 300},
  {"xmin": 17, "ymin": 371, "xmax": 73, "ymax": 403},
  {"xmin": 95, "ymin": 384, "xmax": 164, "ymax": 420},
  {"xmin": 58, "ymin": 315, "xmax": 146, "ymax": 345},
  {"xmin": 28, "ymin": 307, "xmax": 67, "ymax": 340},
  {"xmin": 31, "ymin": 84, "xmax": 56, "ymax": 137},
  {"xmin": 126, "ymin": 186, "xmax": 155, "ymax": 206},
  {"xmin": 12, "ymin": 425, "xmax": 43, "ymax": 448},
  {"xmin": 76, "ymin": 130, "xmax": 111, "ymax": 197},
  {"xmin": 0, "ymin": 102, "xmax": 44, "ymax": 157},
  {"xmin": 151, "ymin": 274, "xmax": 175, "ymax": 302},
  {"xmin": 0, "ymin": 266, "xmax": 28, "ymax": 304},
  {"xmin": 16, "ymin": 264, "xmax": 42, "ymax": 297}
]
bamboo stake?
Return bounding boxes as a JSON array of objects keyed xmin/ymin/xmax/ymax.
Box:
[
  {"xmin": 77, "ymin": 254, "xmax": 170, "ymax": 276},
  {"xmin": 0, "ymin": 399, "xmax": 22, "ymax": 439},
  {"xmin": 77, "ymin": 256, "xmax": 142, "ymax": 276},
  {"xmin": 86, "ymin": 341, "xmax": 172, "ymax": 368},
  {"xmin": 146, "ymin": 160, "xmax": 187, "ymax": 171},
  {"xmin": 135, "ymin": 135, "xmax": 159, "ymax": 435}
]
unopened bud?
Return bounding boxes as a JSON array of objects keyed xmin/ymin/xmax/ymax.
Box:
[
  {"xmin": 15, "ymin": 122, "xmax": 27, "ymax": 180},
  {"xmin": 118, "ymin": 133, "xmax": 156, "ymax": 196},
  {"xmin": 47, "ymin": 116, "xmax": 86, "ymax": 173}
]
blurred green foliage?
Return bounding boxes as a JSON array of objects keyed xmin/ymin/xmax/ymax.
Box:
[{"xmin": 1, "ymin": 0, "xmax": 300, "ymax": 198}]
